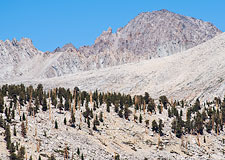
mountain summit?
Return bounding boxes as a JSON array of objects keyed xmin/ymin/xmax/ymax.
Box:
[
  {"xmin": 79, "ymin": 9, "xmax": 221, "ymax": 58},
  {"xmin": 0, "ymin": 9, "xmax": 222, "ymax": 79}
]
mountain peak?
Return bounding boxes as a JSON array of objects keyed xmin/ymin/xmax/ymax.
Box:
[{"xmin": 53, "ymin": 43, "xmax": 77, "ymax": 53}]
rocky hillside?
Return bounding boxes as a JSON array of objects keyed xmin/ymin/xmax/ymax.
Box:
[
  {"xmin": 0, "ymin": 85, "xmax": 224, "ymax": 160},
  {"xmin": 12, "ymin": 32, "xmax": 225, "ymax": 102},
  {"xmin": 0, "ymin": 9, "xmax": 222, "ymax": 79}
]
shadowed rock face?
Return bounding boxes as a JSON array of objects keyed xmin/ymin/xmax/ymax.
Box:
[{"xmin": 0, "ymin": 9, "xmax": 222, "ymax": 79}]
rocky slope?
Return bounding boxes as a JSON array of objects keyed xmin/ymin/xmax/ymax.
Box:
[
  {"xmin": 0, "ymin": 87, "xmax": 224, "ymax": 160},
  {"xmin": 11, "ymin": 32, "xmax": 225, "ymax": 102},
  {"xmin": 0, "ymin": 9, "xmax": 222, "ymax": 79}
]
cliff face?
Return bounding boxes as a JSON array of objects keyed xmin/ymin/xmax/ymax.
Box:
[{"xmin": 0, "ymin": 9, "xmax": 222, "ymax": 80}]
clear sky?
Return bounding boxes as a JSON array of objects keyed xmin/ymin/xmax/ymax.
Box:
[{"xmin": 0, "ymin": 0, "xmax": 224, "ymax": 51}]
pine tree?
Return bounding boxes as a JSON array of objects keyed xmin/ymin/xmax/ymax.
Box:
[
  {"xmin": 21, "ymin": 121, "xmax": 26, "ymax": 138},
  {"xmin": 99, "ymin": 111, "xmax": 103, "ymax": 122},
  {"xmin": 77, "ymin": 148, "xmax": 80, "ymax": 155},
  {"xmin": 55, "ymin": 120, "xmax": 58, "ymax": 129},
  {"xmin": 17, "ymin": 146, "xmax": 25, "ymax": 160},
  {"xmin": 42, "ymin": 97, "xmax": 47, "ymax": 111},
  {"xmin": 114, "ymin": 102, "xmax": 119, "ymax": 113},
  {"xmin": 158, "ymin": 119, "xmax": 164, "ymax": 136},
  {"xmin": 106, "ymin": 102, "xmax": 110, "ymax": 113},
  {"xmin": 64, "ymin": 117, "xmax": 67, "ymax": 125},
  {"xmin": 64, "ymin": 98, "xmax": 70, "ymax": 111},
  {"xmin": 0, "ymin": 93, "xmax": 4, "ymax": 113},
  {"xmin": 0, "ymin": 115, "xmax": 4, "ymax": 128},
  {"xmin": 118, "ymin": 109, "xmax": 123, "ymax": 118},
  {"xmin": 139, "ymin": 114, "xmax": 142, "ymax": 123},
  {"xmin": 94, "ymin": 115, "xmax": 100, "ymax": 126},
  {"xmin": 22, "ymin": 112, "xmax": 26, "ymax": 121},
  {"xmin": 152, "ymin": 120, "xmax": 158, "ymax": 133},
  {"xmin": 124, "ymin": 105, "xmax": 131, "ymax": 119},
  {"xmin": 195, "ymin": 112, "xmax": 204, "ymax": 134},
  {"xmin": 93, "ymin": 121, "xmax": 97, "ymax": 131},
  {"xmin": 144, "ymin": 92, "xmax": 150, "ymax": 104},
  {"xmin": 159, "ymin": 95, "xmax": 168, "ymax": 109},
  {"xmin": 5, "ymin": 124, "xmax": 11, "ymax": 149},
  {"xmin": 48, "ymin": 154, "xmax": 56, "ymax": 160},
  {"xmin": 168, "ymin": 107, "xmax": 172, "ymax": 118},
  {"xmin": 13, "ymin": 125, "xmax": 16, "ymax": 136},
  {"xmin": 87, "ymin": 118, "xmax": 90, "ymax": 128}
]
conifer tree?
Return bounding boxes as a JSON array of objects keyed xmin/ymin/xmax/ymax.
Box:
[
  {"xmin": 195, "ymin": 112, "xmax": 204, "ymax": 134},
  {"xmin": 0, "ymin": 93, "xmax": 4, "ymax": 113},
  {"xmin": 55, "ymin": 120, "xmax": 58, "ymax": 129},
  {"xmin": 64, "ymin": 98, "xmax": 70, "ymax": 111},
  {"xmin": 87, "ymin": 117, "xmax": 90, "ymax": 128},
  {"xmin": 152, "ymin": 120, "xmax": 158, "ymax": 133},
  {"xmin": 5, "ymin": 124, "xmax": 11, "ymax": 149},
  {"xmin": 99, "ymin": 111, "xmax": 103, "ymax": 122},
  {"xmin": 13, "ymin": 125, "xmax": 16, "ymax": 136},
  {"xmin": 22, "ymin": 112, "xmax": 26, "ymax": 121},
  {"xmin": 0, "ymin": 115, "xmax": 4, "ymax": 128},
  {"xmin": 77, "ymin": 148, "xmax": 80, "ymax": 155},
  {"xmin": 139, "ymin": 114, "xmax": 142, "ymax": 123},
  {"xmin": 64, "ymin": 117, "xmax": 67, "ymax": 125},
  {"xmin": 42, "ymin": 97, "xmax": 47, "ymax": 111},
  {"xmin": 94, "ymin": 115, "xmax": 100, "ymax": 126},
  {"xmin": 106, "ymin": 102, "xmax": 110, "ymax": 113},
  {"xmin": 159, "ymin": 95, "xmax": 168, "ymax": 109},
  {"xmin": 21, "ymin": 121, "xmax": 26, "ymax": 138},
  {"xmin": 114, "ymin": 102, "xmax": 119, "ymax": 113},
  {"xmin": 124, "ymin": 105, "xmax": 131, "ymax": 119},
  {"xmin": 118, "ymin": 109, "xmax": 123, "ymax": 118},
  {"xmin": 158, "ymin": 119, "xmax": 164, "ymax": 136},
  {"xmin": 93, "ymin": 121, "xmax": 97, "ymax": 131},
  {"xmin": 17, "ymin": 146, "xmax": 25, "ymax": 160}
]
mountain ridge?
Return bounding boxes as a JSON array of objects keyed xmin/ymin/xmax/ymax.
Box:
[
  {"xmin": 8, "ymin": 32, "xmax": 225, "ymax": 102},
  {"xmin": 0, "ymin": 9, "xmax": 222, "ymax": 80}
]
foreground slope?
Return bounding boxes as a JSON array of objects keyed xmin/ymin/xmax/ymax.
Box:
[
  {"xmin": 16, "ymin": 32, "xmax": 225, "ymax": 101},
  {"xmin": 0, "ymin": 85, "xmax": 224, "ymax": 160}
]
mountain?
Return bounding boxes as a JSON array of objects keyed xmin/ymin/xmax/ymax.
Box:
[
  {"xmin": 0, "ymin": 9, "xmax": 222, "ymax": 80},
  {"xmin": 17, "ymin": 32, "xmax": 225, "ymax": 101}
]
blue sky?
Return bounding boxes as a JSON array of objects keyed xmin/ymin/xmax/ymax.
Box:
[{"xmin": 0, "ymin": 0, "xmax": 224, "ymax": 51}]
